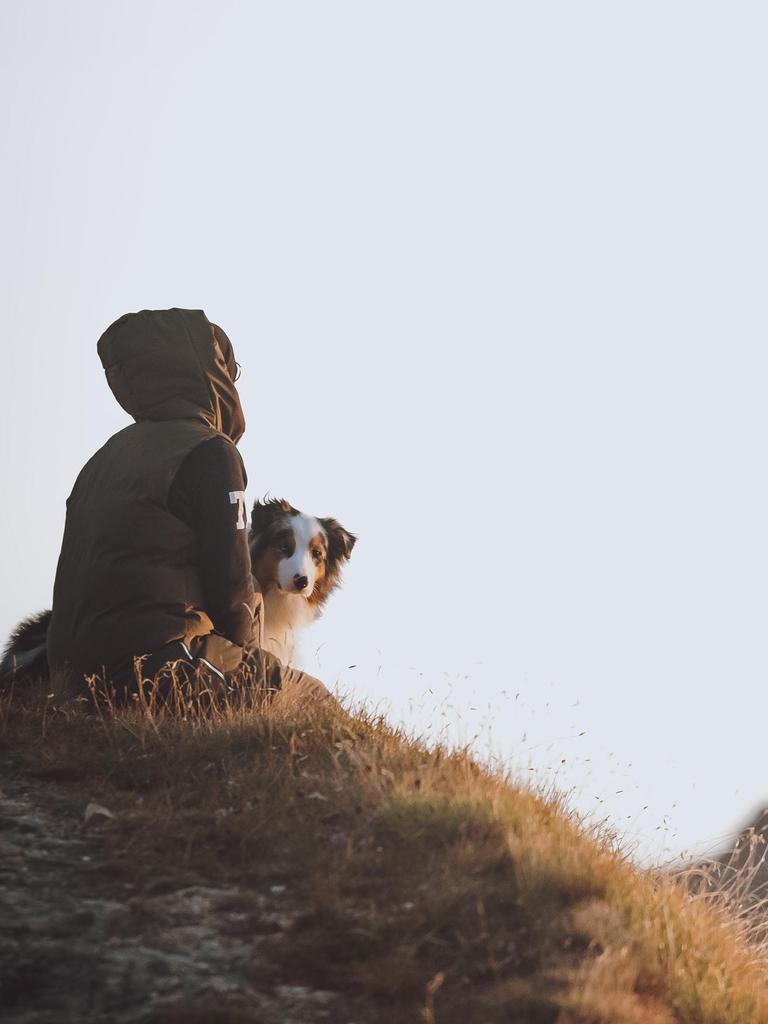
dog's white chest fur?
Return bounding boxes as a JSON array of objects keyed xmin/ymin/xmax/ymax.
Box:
[{"xmin": 261, "ymin": 587, "xmax": 319, "ymax": 665}]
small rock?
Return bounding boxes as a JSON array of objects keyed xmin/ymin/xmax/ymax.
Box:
[{"xmin": 84, "ymin": 801, "xmax": 116, "ymax": 826}]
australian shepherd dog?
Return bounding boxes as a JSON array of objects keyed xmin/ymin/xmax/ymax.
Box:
[
  {"xmin": 248, "ymin": 497, "xmax": 356, "ymax": 663},
  {"xmin": 0, "ymin": 497, "xmax": 356, "ymax": 683}
]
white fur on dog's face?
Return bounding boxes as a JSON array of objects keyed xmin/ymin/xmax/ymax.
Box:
[{"xmin": 275, "ymin": 513, "xmax": 326, "ymax": 596}]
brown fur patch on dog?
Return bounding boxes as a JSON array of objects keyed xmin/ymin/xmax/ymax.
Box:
[
  {"xmin": 250, "ymin": 544, "xmax": 283, "ymax": 592},
  {"xmin": 307, "ymin": 531, "xmax": 328, "ymax": 605},
  {"xmin": 309, "ymin": 519, "xmax": 356, "ymax": 607}
]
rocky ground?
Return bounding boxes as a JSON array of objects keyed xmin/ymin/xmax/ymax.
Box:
[{"xmin": 0, "ymin": 761, "xmax": 363, "ymax": 1024}]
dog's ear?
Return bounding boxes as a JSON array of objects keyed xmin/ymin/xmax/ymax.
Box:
[
  {"xmin": 320, "ymin": 518, "xmax": 357, "ymax": 565},
  {"xmin": 250, "ymin": 498, "xmax": 269, "ymax": 537},
  {"xmin": 250, "ymin": 497, "xmax": 296, "ymax": 537}
]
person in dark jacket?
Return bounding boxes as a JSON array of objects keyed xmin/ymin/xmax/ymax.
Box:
[{"xmin": 43, "ymin": 307, "xmax": 328, "ymax": 705}]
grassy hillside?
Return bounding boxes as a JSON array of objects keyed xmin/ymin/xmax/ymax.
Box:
[{"xmin": 2, "ymin": 677, "xmax": 767, "ymax": 1023}]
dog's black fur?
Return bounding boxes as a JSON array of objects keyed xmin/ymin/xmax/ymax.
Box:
[{"xmin": 0, "ymin": 611, "xmax": 51, "ymax": 684}]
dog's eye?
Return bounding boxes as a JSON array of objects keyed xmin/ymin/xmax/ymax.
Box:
[{"xmin": 312, "ymin": 549, "xmax": 323, "ymax": 562}]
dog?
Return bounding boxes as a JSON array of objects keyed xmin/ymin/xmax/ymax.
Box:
[
  {"xmin": 249, "ymin": 497, "xmax": 356, "ymax": 663},
  {"xmin": 0, "ymin": 497, "xmax": 356, "ymax": 682}
]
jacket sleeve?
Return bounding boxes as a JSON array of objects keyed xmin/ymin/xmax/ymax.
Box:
[{"xmin": 168, "ymin": 436, "xmax": 257, "ymax": 646}]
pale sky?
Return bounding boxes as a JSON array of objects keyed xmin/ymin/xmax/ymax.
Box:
[{"xmin": 2, "ymin": 1, "xmax": 767, "ymax": 864}]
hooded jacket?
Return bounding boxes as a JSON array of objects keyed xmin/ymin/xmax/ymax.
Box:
[{"xmin": 47, "ymin": 308, "xmax": 256, "ymax": 678}]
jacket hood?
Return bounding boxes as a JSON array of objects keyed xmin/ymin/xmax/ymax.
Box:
[{"xmin": 97, "ymin": 308, "xmax": 245, "ymax": 444}]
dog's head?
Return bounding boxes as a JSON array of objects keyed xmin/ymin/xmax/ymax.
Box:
[{"xmin": 249, "ymin": 498, "xmax": 356, "ymax": 608}]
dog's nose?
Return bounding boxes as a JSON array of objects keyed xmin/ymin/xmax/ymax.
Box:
[{"xmin": 293, "ymin": 574, "xmax": 308, "ymax": 591}]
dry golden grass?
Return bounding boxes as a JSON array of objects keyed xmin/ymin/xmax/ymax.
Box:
[{"xmin": 2, "ymin": 674, "xmax": 768, "ymax": 1023}]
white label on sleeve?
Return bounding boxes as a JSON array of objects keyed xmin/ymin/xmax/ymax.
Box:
[{"xmin": 229, "ymin": 490, "xmax": 247, "ymax": 530}]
